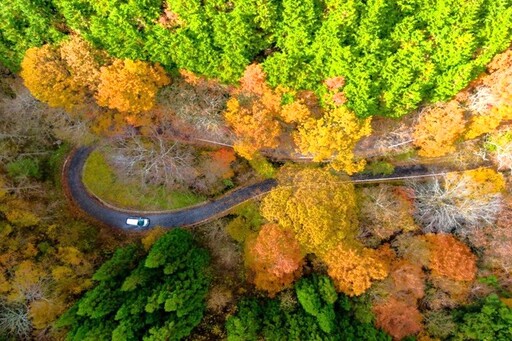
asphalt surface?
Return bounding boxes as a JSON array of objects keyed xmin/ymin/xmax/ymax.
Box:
[{"xmin": 65, "ymin": 146, "xmax": 277, "ymax": 230}]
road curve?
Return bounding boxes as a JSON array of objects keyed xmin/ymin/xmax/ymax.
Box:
[{"xmin": 64, "ymin": 146, "xmax": 277, "ymax": 230}]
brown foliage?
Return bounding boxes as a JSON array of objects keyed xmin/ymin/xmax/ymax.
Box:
[
  {"xmin": 59, "ymin": 35, "xmax": 106, "ymax": 92},
  {"xmin": 392, "ymin": 234, "xmax": 431, "ymax": 268},
  {"xmin": 245, "ymin": 224, "xmax": 303, "ymax": 297},
  {"xmin": 358, "ymin": 185, "xmax": 417, "ymax": 246},
  {"xmin": 427, "ymin": 276, "xmax": 472, "ymax": 309},
  {"xmin": 206, "ymin": 285, "xmax": 233, "ymax": 313},
  {"xmin": 424, "ymin": 234, "xmax": 477, "ymax": 282},
  {"xmin": 158, "ymin": 71, "xmax": 230, "ymax": 140},
  {"xmin": 389, "ymin": 260, "xmax": 426, "ymax": 304},
  {"xmin": 373, "ymin": 297, "xmax": 423, "ymax": 340},
  {"xmin": 468, "ymin": 196, "xmax": 512, "ymax": 271}
]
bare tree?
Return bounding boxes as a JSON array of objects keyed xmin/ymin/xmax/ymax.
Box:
[
  {"xmin": 157, "ymin": 77, "xmax": 233, "ymax": 141},
  {"xmin": 0, "ymin": 301, "xmax": 31, "ymax": 340},
  {"xmin": 108, "ymin": 132, "xmax": 197, "ymax": 189},
  {"xmin": 468, "ymin": 86, "xmax": 499, "ymax": 114},
  {"xmin": 412, "ymin": 176, "xmax": 502, "ymax": 234},
  {"xmin": 47, "ymin": 109, "xmax": 96, "ymax": 145},
  {"xmin": 0, "ymin": 85, "xmax": 54, "ymax": 163}
]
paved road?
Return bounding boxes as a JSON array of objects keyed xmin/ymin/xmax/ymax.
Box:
[
  {"xmin": 65, "ymin": 146, "xmax": 481, "ymax": 231},
  {"xmin": 65, "ymin": 146, "xmax": 277, "ymax": 230}
]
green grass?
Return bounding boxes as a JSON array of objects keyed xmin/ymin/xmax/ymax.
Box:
[{"xmin": 82, "ymin": 150, "xmax": 205, "ymax": 211}]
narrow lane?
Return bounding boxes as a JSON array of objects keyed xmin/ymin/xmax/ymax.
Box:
[
  {"xmin": 64, "ymin": 146, "xmax": 277, "ymax": 230},
  {"xmin": 64, "ymin": 147, "xmax": 487, "ymax": 230}
]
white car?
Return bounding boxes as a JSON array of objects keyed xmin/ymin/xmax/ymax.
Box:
[{"xmin": 126, "ymin": 217, "xmax": 150, "ymax": 228}]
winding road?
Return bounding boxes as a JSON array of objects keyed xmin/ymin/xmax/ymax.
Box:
[
  {"xmin": 65, "ymin": 146, "xmax": 483, "ymax": 230},
  {"xmin": 64, "ymin": 147, "xmax": 277, "ymax": 230}
]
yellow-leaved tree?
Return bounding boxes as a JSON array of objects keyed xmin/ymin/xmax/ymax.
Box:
[
  {"xmin": 294, "ymin": 106, "xmax": 371, "ymax": 174},
  {"xmin": 412, "ymin": 101, "xmax": 466, "ymax": 157},
  {"xmin": 260, "ymin": 166, "xmax": 358, "ymax": 255},
  {"xmin": 321, "ymin": 243, "xmax": 389, "ymax": 296},
  {"xmin": 20, "ymin": 36, "xmax": 106, "ymax": 110},
  {"xmin": 59, "ymin": 35, "xmax": 107, "ymax": 92},
  {"xmin": 96, "ymin": 59, "xmax": 170, "ymax": 114},
  {"xmin": 20, "ymin": 45, "xmax": 87, "ymax": 110}
]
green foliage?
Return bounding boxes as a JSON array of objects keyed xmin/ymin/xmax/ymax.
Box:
[
  {"xmin": 6, "ymin": 1, "xmax": 512, "ymax": 118},
  {"xmin": 54, "ymin": 0, "xmax": 277, "ymax": 83},
  {"xmin": 46, "ymin": 143, "xmax": 72, "ymax": 185},
  {"xmin": 6, "ymin": 158, "xmax": 41, "ymax": 179},
  {"xmin": 295, "ymin": 275, "xmax": 338, "ymax": 333},
  {"xmin": 452, "ymin": 294, "xmax": 512, "ymax": 341},
  {"xmin": 248, "ymin": 153, "xmax": 277, "ymax": 179},
  {"xmin": 226, "ymin": 201, "xmax": 263, "ymax": 243},
  {"xmin": 264, "ymin": 0, "xmax": 512, "ymax": 117},
  {"xmin": 363, "ymin": 161, "xmax": 395, "ymax": 176},
  {"xmin": 57, "ymin": 229, "xmax": 210, "ymax": 340},
  {"xmin": 226, "ymin": 275, "xmax": 391, "ymax": 341},
  {"xmin": 0, "ymin": 0, "xmax": 64, "ymax": 71},
  {"xmin": 82, "ymin": 150, "xmax": 204, "ymax": 210}
]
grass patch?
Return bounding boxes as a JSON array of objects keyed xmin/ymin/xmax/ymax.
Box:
[
  {"xmin": 47, "ymin": 143, "xmax": 72, "ymax": 186},
  {"xmin": 82, "ymin": 150, "xmax": 205, "ymax": 211}
]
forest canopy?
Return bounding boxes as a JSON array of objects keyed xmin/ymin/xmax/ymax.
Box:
[{"xmin": 2, "ymin": 0, "xmax": 511, "ymax": 117}]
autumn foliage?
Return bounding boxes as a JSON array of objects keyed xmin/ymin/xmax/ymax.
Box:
[
  {"xmin": 424, "ymin": 234, "xmax": 477, "ymax": 282},
  {"xmin": 465, "ymin": 49, "xmax": 512, "ymax": 139},
  {"xmin": 245, "ymin": 224, "xmax": 303, "ymax": 296},
  {"xmin": 95, "ymin": 59, "xmax": 170, "ymax": 113},
  {"xmin": 224, "ymin": 63, "xmax": 312, "ymax": 159},
  {"xmin": 321, "ymin": 244, "xmax": 389, "ymax": 296},
  {"xmin": 295, "ymin": 105, "xmax": 372, "ymax": 174},
  {"xmin": 358, "ymin": 185, "xmax": 417, "ymax": 246},
  {"xmin": 261, "ymin": 167, "xmax": 358, "ymax": 255},
  {"xmin": 21, "ymin": 45, "xmax": 88, "ymax": 109},
  {"xmin": 388, "ymin": 260, "xmax": 426, "ymax": 304},
  {"xmin": 412, "ymin": 101, "xmax": 466, "ymax": 157},
  {"xmin": 373, "ymin": 297, "xmax": 423, "ymax": 340}
]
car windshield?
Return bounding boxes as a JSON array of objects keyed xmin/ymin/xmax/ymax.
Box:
[{"xmin": 137, "ymin": 219, "xmax": 145, "ymax": 227}]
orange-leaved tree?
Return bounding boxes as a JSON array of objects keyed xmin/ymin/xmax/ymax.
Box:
[
  {"xmin": 260, "ymin": 166, "xmax": 358, "ymax": 255},
  {"xmin": 224, "ymin": 63, "xmax": 313, "ymax": 159},
  {"xmin": 96, "ymin": 59, "xmax": 170, "ymax": 114},
  {"xmin": 412, "ymin": 101, "xmax": 466, "ymax": 157},
  {"xmin": 245, "ymin": 224, "xmax": 303, "ymax": 297},
  {"xmin": 224, "ymin": 96, "xmax": 282, "ymax": 159},
  {"xmin": 321, "ymin": 243, "xmax": 389, "ymax": 296},
  {"xmin": 294, "ymin": 105, "xmax": 371, "ymax": 174},
  {"xmin": 424, "ymin": 234, "xmax": 477, "ymax": 282}
]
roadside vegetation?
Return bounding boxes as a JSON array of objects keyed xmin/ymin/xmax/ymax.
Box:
[
  {"xmin": 82, "ymin": 149, "xmax": 205, "ymax": 211},
  {"xmin": 1, "ymin": 0, "xmax": 512, "ymax": 340}
]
